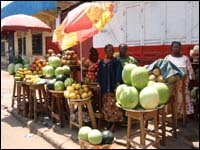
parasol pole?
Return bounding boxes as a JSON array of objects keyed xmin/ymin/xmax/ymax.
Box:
[
  {"xmin": 22, "ymin": 32, "xmax": 24, "ymax": 58},
  {"xmin": 80, "ymin": 41, "xmax": 83, "ymax": 82}
]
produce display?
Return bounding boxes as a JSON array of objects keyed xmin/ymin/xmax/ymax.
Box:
[
  {"xmin": 45, "ymin": 49, "xmax": 62, "ymax": 60},
  {"xmin": 82, "ymin": 58, "xmax": 91, "ymax": 68},
  {"xmin": 190, "ymin": 45, "xmax": 199, "ymax": 61},
  {"xmin": 8, "ymin": 63, "xmax": 15, "ymax": 75},
  {"xmin": 46, "ymin": 74, "xmax": 68, "ymax": 91},
  {"xmin": 48, "ymin": 56, "xmax": 62, "ymax": 68},
  {"xmin": 85, "ymin": 64, "xmax": 99, "ymax": 83},
  {"xmin": 116, "ymin": 64, "xmax": 170, "ymax": 110},
  {"xmin": 14, "ymin": 68, "xmax": 32, "ymax": 81},
  {"xmin": 14, "ymin": 63, "xmax": 24, "ymax": 73},
  {"xmin": 149, "ymin": 67, "xmax": 181, "ymax": 84},
  {"xmin": 23, "ymin": 75, "xmax": 41, "ymax": 85},
  {"xmin": 78, "ymin": 126, "xmax": 114, "ymax": 146},
  {"xmin": 122, "ymin": 64, "xmax": 137, "ymax": 85},
  {"xmin": 42, "ymin": 55, "xmax": 71, "ymax": 78},
  {"xmin": 61, "ymin": 50, "xmax": 80, "ymax": 66},
  {"xmin": 30, "ymin": 57, "xmax": 47, "ymax": 76},
  {"xmin": 116, "ymin": 84, "xmax": 138, "ymax": 109},
  {"xmin": 64, "ymin": 83, "xmax": 93, "ymax": 100},
  {"xmin": 131, "ymin": 66, "xmax": 149, "ymax": 90},
  {"xmin": 54, "ymin": 81, "xmax": 65, "ymax": 91},
  {"xmin": 139, "ymin": 86, "xmax": 159, "ymax": 109}
]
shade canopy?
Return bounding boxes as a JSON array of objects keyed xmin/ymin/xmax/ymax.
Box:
[
  {"xmin": 1, "ymin": 14, "xmax": 52, "ymax": 32},
  {"xmin": 52, "ymin": 2, "xmax": 113, "ymax": 50}
]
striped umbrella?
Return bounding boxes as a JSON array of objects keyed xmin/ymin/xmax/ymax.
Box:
[
  {"xmin": 52, "ymin": 2, "xmax": 113, "ymax": 50},
  {"xmin": 52, "ymin": 2, "xmax": 114, "ymax": 81}
]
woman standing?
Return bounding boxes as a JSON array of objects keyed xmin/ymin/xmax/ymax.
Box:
[
  {"xmin": 97, "ymin": 44, "xmax": 123, "ymax": 132},
  {"xmin": 165, "ymin": 41, "xmax": 195, "ymax": 116},
  {"xmin": 118, "ymin": 43, "xmax": 138, "ymax": 67}
]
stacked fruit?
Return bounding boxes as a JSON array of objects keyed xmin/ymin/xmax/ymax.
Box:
[
  {"xmin": 64, "ymin": 83, "xmax": 93, "ymax": 100},
  {"xmin": 85, "ymin": 64, "xmax": 98, "ymax": 83},
  {"xmin": 115, "ymin": 64, "xmax": 170, "ymax": 110},
  {"xmin": 14, "ymin": 68, "xmax": 32, "ymax": 81},
  {"xmin": 30, "ymin": 57, "xmax": 47, "ymax": 75},
  {"xmin": 23, "ymin": 75, "xmax": 41, "ymax": 85},
  {"xmin": 82, "ymin": 58, "xmax": 90, "ymax": 68},
  {"xmin": 148, "ymin": 67, "xmax": 180, "ymax": 84},
  {"xmin": 78, "ymin": 126, "xmax": 114, "ymax": 147},
  {"xmin": 61, "ymin": 50, "xmax": 80, "ymax": 66},
  {"xmin": 45, "ymin": 49, "xmax": 62, "ymax": 60},
  {"xmin": 190, "ymin": 45, "xmax": 199, "ymax": 63}
]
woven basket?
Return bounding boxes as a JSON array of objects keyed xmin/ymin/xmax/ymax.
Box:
[{"xmin": 79, "ymin": 140, "xmax": 112, "ymax": 149}]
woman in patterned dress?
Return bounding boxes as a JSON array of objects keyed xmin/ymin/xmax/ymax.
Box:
[
  {"xmin": 97, "ymin": 44, "xmax": 123, "ymax": 132},
  {"xmin": 165, "ymin": 41, "xmax": 195, "ymax": 116}
]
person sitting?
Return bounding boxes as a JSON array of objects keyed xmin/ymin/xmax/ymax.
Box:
[
  {"xmin": 164, "ymin": 41, "xmax": 195, "ymax": 117},
  {"xmin": 117, "ymin": 43, "xmax": 138, "ymax": 67}
]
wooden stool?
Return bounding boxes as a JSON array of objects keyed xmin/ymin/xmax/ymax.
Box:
[
  {"xmin": 29, "ymin": 83, "xmax": 49, "ymax": 121},
  {"xmin": 88, "ymin": 84, "xmax": 103, "ymax": 129},
  {"xmin": 126, "ymin": 108, "xmax": 161, "ymax": 149},
  {"xmin": 69, "ymin": 98, "xmax": 97, "ymax": 129},
  {"xmin": 49, "ymin": 90, "xmax": 68, "ymax": 128},
  {"xmin": 15, "ymin": 81, "xmax": 29, "ymax": 116},
  {"xmin": 11, "ymin": 80, "xmax": 18, "ymax": 108}
]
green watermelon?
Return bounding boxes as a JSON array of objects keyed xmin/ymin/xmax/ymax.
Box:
[
  {"xmin": 64, "ymin": 78, "xmax": 74, "ymax": 87},
  {"xmin": 47, "ymin": 79, "xmax": 56, "ymax": 90},
  {"xmin": 131, "ymin": 67, "xmax": 149, "ymax": 90},
  {"xmin": 152, "ymin": 82, "xmax": 170, "ymax": 105},
  {"xmin": 139, "ymin": 86, "xmax": 159, "ymax": 109},
  {"xmin": 8, "ymin": 63, "xmax": 15, "ymax": 75},
  {"xmin": 56, "ymin": 74, "xmax": 67, "ymax": 82},
  {"xmin": 62, "ymin": 65, "xmax": 71, "ymax": 76},
  {"xmin": 102, "ymin": 130, "xmax": 114, "ymax": 144},
  {"xmin": 116, "ymin": 84, "xmax": 139, "ymax": 109},
  {"xmin": 88, "ymin": 129, "xmax": 103, "ymax": 145},
  {"xmin": 78, "ymin": 126, "xmax": 92, "ymax": 142},
  {"xmin": 122, "ymin": 64, "xmax": 136, "ymax": 85},
  {"xmin": 54, "ymin": 81, "xmax": 65, "ymax": 91},
  {"xmin": 55, "ymin": 67, "xmax": 65, "ymax": 76},
  {"xmin": 14, "ymin": 63, "xmax": 23, "ymax": 73}
]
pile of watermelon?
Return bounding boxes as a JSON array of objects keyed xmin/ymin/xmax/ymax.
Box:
[
  {"xmin": 8, "ymin": 56, "xmax": 30, "ymax": 75},
  {"xmin": 116, "ymin": 64, "xmax": 170, "ymax": 110},
  {"xmin": 78, "ymin": 126, "xmax": 114, "ymax": 145}
]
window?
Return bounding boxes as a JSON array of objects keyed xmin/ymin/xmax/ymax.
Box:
[
  {"xmin": 18, "ymin": 37, "xmax": 26, "ymax": 55},
  {"xmin": 1, "ymin": 41, "xmax": 5, "ymax": 56},
  {"xmin": 32, "ymin": 33, "xmax": 43, "ymax": 55}
]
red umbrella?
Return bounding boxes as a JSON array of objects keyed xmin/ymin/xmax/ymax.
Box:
[
  {"xmin": 1, "ymin": 14, "xmax": 52, "ymax": 57},
  {"xmin": 1, "ymin": 14, "xmax": 51, "ymax": 32},
  {"xmin": 53, "ymin": 2, "xmax": 113, "ymax": 81}
]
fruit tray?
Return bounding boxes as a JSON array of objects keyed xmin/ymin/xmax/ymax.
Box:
[
  {"xmin": 79, "ymin": 139, "xmax": 112, "ymax": 149},
  {"xmin": 69, "ymin": 97, "xmax": 91, "ymax": 102},
  {"xmin": 84, "ymin": 82, "xmax": 98, "ymax": 85},
  {"xmin": 116, "ymin": 102, "xmax": 165, "ymax": 112},
  {"xmin": 48, "ymin": 90, "xmax": 65, "ymax": 94},
  {"xmin": 23, "ymin": 79, "xmax": 47, "ymax": 86}
]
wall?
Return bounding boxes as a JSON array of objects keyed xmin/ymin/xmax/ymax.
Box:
[{"xmin": 93, "ymin": 1, "xmax": 199, "ymax": 65}]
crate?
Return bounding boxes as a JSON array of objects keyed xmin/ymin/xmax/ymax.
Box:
[{"xmin": 79, "ymin": 140, "xmax": 112, "ymax": 149}]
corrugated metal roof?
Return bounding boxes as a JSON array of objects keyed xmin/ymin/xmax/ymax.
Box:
[{"xmin": 1, "ymin": 1, "xmax": 57, "ymax": 19}]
